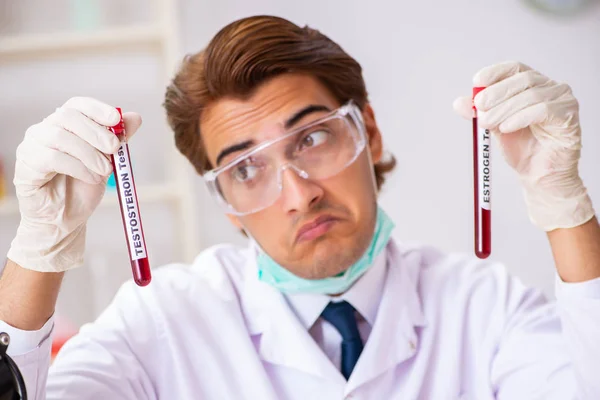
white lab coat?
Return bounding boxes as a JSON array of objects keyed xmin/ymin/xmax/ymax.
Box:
[{"xmin": 3, "ymin": 238, "xmax": 600, "ymax": 399}]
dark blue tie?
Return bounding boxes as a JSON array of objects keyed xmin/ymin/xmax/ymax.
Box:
[{"xmin": 320, "ymin": 301, "xmax": 364, "ymax": 380}]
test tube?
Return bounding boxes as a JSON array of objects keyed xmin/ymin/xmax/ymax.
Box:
[
  {"xmin": 109, "ymin": 108, "xmax": 151, "ymax": 286},
  {"xmin": 472, "ymin": 87, "xmax": 491, "ymax": 259}
]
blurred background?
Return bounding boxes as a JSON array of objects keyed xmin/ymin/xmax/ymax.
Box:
[{"xmin": 0, "ymin": 0, "xmax": 599, "ymax": 338}]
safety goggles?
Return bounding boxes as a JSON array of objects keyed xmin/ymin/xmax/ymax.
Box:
[
  {"xmin": 203, "ymin": 101, "xmax": 367, "ymax": 216},
  {"xmin": 0, "ymin": 332, "xmax": 27, "ymax": 400}
]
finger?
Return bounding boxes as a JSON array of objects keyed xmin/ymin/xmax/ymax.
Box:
[
  {"xmin": 16, "ymin": 139, "xmax": 102, "ymax": 185},
  {"xmin": 33, "ymin": 125, "xmax": 113, "ymax": 177},
  {"xmin": 473, "ymin": 61, "xmax": 532, "ymax": 88},
  {"xmin": 475, "ymin": 70, "xmax": 549, "ymax": 111},
  {"xmin": 497, "ymin": 102, "xmax": 547, "ymax": 134},
  {"xmin": 453, "ymin": 96, "xmax": 473, "ymax": 120},
  {"xmin": 498, "ymin": 95, "xmax": 579, "ymax": 140},
  {"xmin": 61, "ymin": 97, "xmax": 121, "ymax": 127},
  {"xmin": 478, "ymin": 83, "xmax": 571, "ymax": 131},
  {"xmin": 122, "ymin": 112, "xmax": 142, "ymax": 142},
  {"xmin": 45, "ymin": 107, "xmax": 121, "ymax": 154}
]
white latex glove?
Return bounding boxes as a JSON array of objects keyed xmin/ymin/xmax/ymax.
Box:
[
  {"xmin": 7, "ymin": 97, "xmax": 142, "ymax": 272},
  {"xmin": 453, "ymin": 61, "xmax": 595, "ymax": 231}
]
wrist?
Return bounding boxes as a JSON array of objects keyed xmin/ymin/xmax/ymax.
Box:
[
  {"xmin": 548, "ymin": 216, "xmax": 600, "ymax": 283},
  {"xmin": 8, "ymin": 223, "xmax": 87, "ymax": 272},
  {"xmin": 521, "ymin": 178, "xmax": 595, "ymax": 231}
]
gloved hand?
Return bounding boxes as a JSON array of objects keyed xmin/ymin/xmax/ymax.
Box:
[
  {"xmin": 7, "ymin": 97, "xmax": 142, "ymax": 272},
  {"xmin": 453, "ymin": 61, "xmax": 595, "ymax": 231}
]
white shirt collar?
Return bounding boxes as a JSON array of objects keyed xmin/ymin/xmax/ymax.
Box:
[{"xmin": 284, "ymin": 248, "xmax": 388, "ymax": 330}]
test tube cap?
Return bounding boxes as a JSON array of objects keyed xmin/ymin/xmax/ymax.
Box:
[
  {"xmin": 472, "ymin": 87, "xmax": 486, "ymax": 110},
  {"xmin": 110, "ymin": 107, "xmax": 125, "ymax": 136},
  {"xmin": 473, "ymin": 87, "xmax": 486, "ymax": 99}
]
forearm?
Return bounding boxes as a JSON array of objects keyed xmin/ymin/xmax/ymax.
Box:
[
  {"xmin": 548, "ymin": 215, "xmax": 600, "ymax": 283},
  {"xmin": 0, "ymin": 258, "xmax": 64, "ymax": 330},
  {"xmin": 551, "ymin": 216, "xmax": 600, "ymax": 398}
]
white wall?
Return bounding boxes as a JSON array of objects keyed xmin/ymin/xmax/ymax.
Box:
[
  {"xmin": 1, "ymin": 0, "xmax": 599, "ymax": 326},
  {"xmin": 180, "ymin": 0, "xmax": 600, "ymax": 296}
]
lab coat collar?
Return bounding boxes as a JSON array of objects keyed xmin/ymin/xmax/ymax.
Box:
[
  {"xmin": 241, "ymin": 238, "xmax": 427, "ymax": 389},
  {"xmin": 241, "ymin": 242, "xmax": 344, "ymax": 383},
  {"xmin": 345, "ymin": 238, "xmax": 427, "ymax": 393}
]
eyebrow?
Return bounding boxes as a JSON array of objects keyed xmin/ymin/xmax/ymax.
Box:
[
  {"xmin": 215, "ymin": 104, "xmax": 332, "ymax": 166},
  {"xmin": 284, "ymin": 104, "xmax": 331, "ymax": 129},
  {"xmin": 216, "ymin": 139, "xmax": 255, "ymax": 166}
]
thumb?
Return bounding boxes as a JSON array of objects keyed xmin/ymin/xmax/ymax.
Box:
[
  {"xmin": 452, "ymin": 96, "xmax": 473, "ymax": 121},
  {"xmin": 122, "ymin": 112, "xmax": 142, "ymax": 142}
]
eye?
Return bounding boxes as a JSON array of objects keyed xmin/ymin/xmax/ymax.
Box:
[
  {"xmin": 299, "ymin": 130, "xmax": 329, "ymax": 150},
  {"xmin": 231, "ymin": 160, "xmax": 260, "ymax": 183}
]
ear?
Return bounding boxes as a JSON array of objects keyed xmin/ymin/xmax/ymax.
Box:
[
  {"xmin": 362, "ymin": 104, "xmax": 383, "ymax": 164},
  {"xmin": 226, "ymin": 214, "xmax": 244, "ymax": 229}
]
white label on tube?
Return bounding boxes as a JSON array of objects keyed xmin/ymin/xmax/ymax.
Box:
[
  {"xmin": 479, "ymin": 127, "xmax": 491, "ymax": 211},
  {"xmin": 114, "ymin": 144, "xmax": 147, "ymax": 260}
]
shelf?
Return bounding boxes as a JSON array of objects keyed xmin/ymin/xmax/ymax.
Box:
[
  {"xmin": 0, "ymin": 24, "xmax": 163, "ymax": 61},
  {"xmin": 0, "ymin": 182, "xmax": 180, "ymax": 217}
]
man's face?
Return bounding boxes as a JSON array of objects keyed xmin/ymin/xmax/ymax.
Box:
[{"xmin": 201, "ymin": 74, "xmax": 383, "ymax": 279}]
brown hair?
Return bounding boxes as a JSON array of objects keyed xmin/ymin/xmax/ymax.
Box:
[{"xmin": 164, "ymin": 15, "xmax": 395, "ymax": 190}]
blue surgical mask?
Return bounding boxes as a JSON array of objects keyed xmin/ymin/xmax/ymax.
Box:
[{"xmin": 256, "ymin": 206, "xmax": 395, "ymax": 294}]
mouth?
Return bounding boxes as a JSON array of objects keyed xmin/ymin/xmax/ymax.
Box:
[{"xmin": 295, "ymin": 215, "xmax": 339, "ymax": 243}]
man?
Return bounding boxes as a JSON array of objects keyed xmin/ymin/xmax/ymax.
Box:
[{"xmin": 0, "ymin": 15, "xmax": 598, "ymax": 399}]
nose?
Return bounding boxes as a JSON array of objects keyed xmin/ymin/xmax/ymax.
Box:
[{"xmin": 278, "ymin": 164, "xmax": 324, "ymax": 214}]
